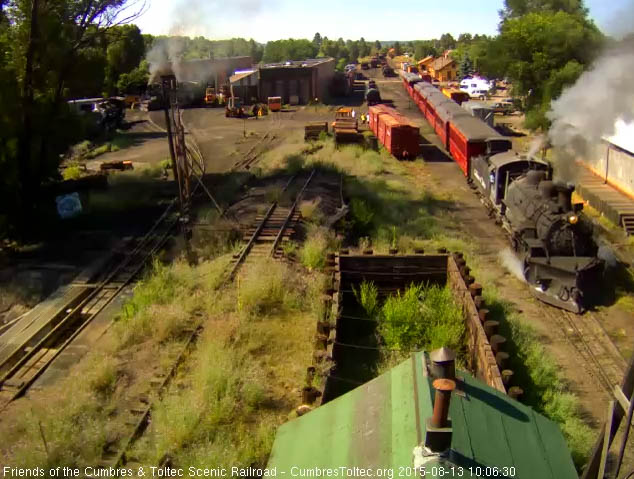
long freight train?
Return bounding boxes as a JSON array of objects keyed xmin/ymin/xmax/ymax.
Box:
[{"xmin": 397, "ymin": 71, "xmax": 603, "ymax": 313}]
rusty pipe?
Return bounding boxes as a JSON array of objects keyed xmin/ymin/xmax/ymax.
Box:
[{"xmin": 431, "ymin": 378, "xmax": 456, "ymax": 428}]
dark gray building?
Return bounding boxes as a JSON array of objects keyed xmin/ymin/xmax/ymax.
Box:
[{"xmin": 258, "ymin": 58, "xmax": 335, "ymax": 105}]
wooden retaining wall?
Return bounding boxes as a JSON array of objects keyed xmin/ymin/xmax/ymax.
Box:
[
  {"xmin": 299, "ymin": 250, "xmax": 520, "ymax": 414},
  {"xmin": 447, "ymin": 254, "xmax": 505, "ymax": 393}
]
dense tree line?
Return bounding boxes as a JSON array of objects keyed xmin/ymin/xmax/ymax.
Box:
[
  {"xmin": 260, "ymin": 34, "xmax": 382, "ymax": 69},
  {"xmin": 450, "ymin": 0, "xmax": 604, "ymax": 129}
]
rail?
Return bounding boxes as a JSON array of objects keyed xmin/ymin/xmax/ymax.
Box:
[
  {"xmin": 545, "ymin": 307, "xmax": 626, "ymax": 394},
  {"xmin": 228, "ymin": 170, "xmax": 316, "ymax": 280},
  {"xmin": 0, "ymin": 200, "xmax": 180, "ymax": 410}
]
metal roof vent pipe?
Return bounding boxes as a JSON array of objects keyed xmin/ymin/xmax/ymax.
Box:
[
  {"xmin": 429, "ymin": 347, "xmax": 456, "ymax": 381},
  {"xmin": 424, "ymin": 378, "xmax": 456, "ymax": 452}
]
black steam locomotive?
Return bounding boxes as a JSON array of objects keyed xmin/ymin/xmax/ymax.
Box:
[{"xmin": 470, "ymin": 150, "xmax": 603, "ymax": 313}]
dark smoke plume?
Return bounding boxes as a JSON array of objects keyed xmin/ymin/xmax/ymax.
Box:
[{"xmin": 146, "ymin": 0, "xmax": 271, "ymax": 83}]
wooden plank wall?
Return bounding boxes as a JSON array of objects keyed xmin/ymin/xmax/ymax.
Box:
[{"xmin": 447, "ymin": 255, "xmax": 506, "ymax": 393}]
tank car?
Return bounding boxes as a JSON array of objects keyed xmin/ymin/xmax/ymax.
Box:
[{"xmin": 470, "ymin": 151, "xmax": 603, "ymax": 313}]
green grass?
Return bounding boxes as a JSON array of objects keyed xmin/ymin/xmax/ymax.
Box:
[
  {"xmin": 299, "ymin": 226, "xmax": 340, "ymax": 270},
  {"xmin": 110, "ymin": 134, "xmax": 134, "ymax": 151},
  {"xmin": 0, "ymin": 342, "xmax": 125, "ymax": 468},
  {"xmin": 85, "ymin": 143, "xmax": 111, "ymax": 159},
  {"xmin": 125, "ymin": 256, "xmax": 327, "ymax": 467},
  {"xmin": 236, "ymin": 259, "xmax": 300, "ymax": 318},
  {"xmin": 115, "ymin": 256, "xmax": 231, "ymax": 348},
  {"xmin": 282, "ymin": 241, "xmax": 298, "ymax": 258},
  {"xmin": 378, "ymin": 283, "xmax": 464, "ymax": 354},
  {"xmin": 62, "ymin": 165, "xmax": 83, "ymax": 181},
  {"xmin": 615, "ymin": 294, "xmax": 634, "ymax": 313},
  {"xmin": 299, "ymin": 199, "xmax": 324, "ymax": 225},
  {"xmin": 353, "ymin": 280, "xmax": 379, "ymax": 317}
]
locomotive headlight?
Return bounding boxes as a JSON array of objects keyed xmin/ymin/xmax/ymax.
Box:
[{"xmin": 568, "ymin": 214, "xmax": 579, "ymax": 224}]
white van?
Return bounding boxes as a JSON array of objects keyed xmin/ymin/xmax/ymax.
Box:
[{"xmin": 460, "ymin": 79, "xmax": 491, "ymax": 99}]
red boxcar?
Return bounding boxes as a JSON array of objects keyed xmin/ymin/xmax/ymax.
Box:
[
  {"xmin": 435, "ymin": 102, "xmax": 470, "ymax": 149},
  {"xmin": 378, "ymin": 114, "xmax": 420, "ymax": 159},
  {"xmin": 448, "ymin": 116, "xmax": 511, "ymax": 175},
  {"xmin": 369, "ymin": 105, "xmax": 393, "ymax": 135},
  {"xmin": 425, "ymin": 91, "xmax": 448, "ymax": 131}
]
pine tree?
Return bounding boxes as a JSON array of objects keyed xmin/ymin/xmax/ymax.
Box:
[{"xmin": 459, "ymin": 54, "xmax": 474, "ymax": 79}]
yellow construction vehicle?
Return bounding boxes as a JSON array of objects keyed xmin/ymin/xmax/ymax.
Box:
[
  {"xmin": 225, "ymin": 97, "xmax": 245, "ymax": 118},
  {"xmin": 205, "ymin": 87, "xmax": 218, "ymax": 106}
]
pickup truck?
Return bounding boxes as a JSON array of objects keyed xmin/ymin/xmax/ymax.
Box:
[{"xmin": 491, "ymin": 100, "xmax": 515, "ymax": 115}]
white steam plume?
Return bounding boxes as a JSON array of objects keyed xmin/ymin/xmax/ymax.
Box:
[
  {"xmin": 546, "ymin": 34, "xmax": 634, "ymax": 181},
  {"xmin": 498, "ymin": 248, "xmax": 526, "ymax": 283}
]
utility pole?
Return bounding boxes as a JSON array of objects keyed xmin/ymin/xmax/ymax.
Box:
[
  {"xmin": 19, "ymin": 0, "xmax": 39, "ymax": 231},
  {"xmin": 161, "ymin": 74, "xmax": 224, "ymax": 265},
  {"xmin": 161, "ymin": 75, "xmax": 181, "ymax": 203}
]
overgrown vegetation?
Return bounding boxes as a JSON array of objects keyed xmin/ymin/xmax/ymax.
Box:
[
  {"xmin": 1, "ymin": 249, "xmax": 327, "ymax": 468},
  {"xmin": 126, "ymin": 257, "xmax": 326, "ymax": 466},
  {"xmin": 299, "ymin": 226, "xmax": 340, "ymax": 270},
  {"xmin": 353, "ymin": 280, "xmax": 379, "ymax": 317},
  {"xmin": 353, "ymin": 282, "xmax": 465, "ymax": 355}
]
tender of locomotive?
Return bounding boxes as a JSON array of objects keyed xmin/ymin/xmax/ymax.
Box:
[
  {"xmin": 402, "ymin": 76, "xmax": 603, "ymax": 313},
  {"xmin": 470, "ymin": 151, "xmax": 603, "ymax": 312}
]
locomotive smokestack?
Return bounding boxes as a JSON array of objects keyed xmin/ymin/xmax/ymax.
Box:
[
  {"xmin": 556, "ymin": 185, "xmax": 573, "ymax": 211},
  {"xmin": 539, "ymin": 180, "xmax": 555, "ymax": 199}
]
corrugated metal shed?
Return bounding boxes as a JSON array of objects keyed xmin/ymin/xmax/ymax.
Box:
[{"xmin": 267, "ymin": 351, "xmax": 577, "ymax": 479}]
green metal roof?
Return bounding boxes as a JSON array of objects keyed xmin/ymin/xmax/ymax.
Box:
[{"xmin": 266, "ymin": 352, "xmax": 577, "ymax": 479}]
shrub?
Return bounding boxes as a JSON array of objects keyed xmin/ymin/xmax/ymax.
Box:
[
  {"xmin": 284, "ymin": 154, "xmax": 304, "ymax": 174},
  {"xmin": 350, "ymin": 198, "xmax": 375, "ymax": 235},
  {"xmin": 299, "ymin": 199, "xmax": 324, "ymax": 224},
  {"xmin": 237, "ymin": 259, "xmax": 299, "ymax": 317},
  {"xmin": 62, "ymin": 165, "xmax": 83, "ymax": 181},
  {"xmin": 379, "ymin": 283, "xmax": 464, "ymax": 353},
  {"xmin": 85, "ymin": 143, "xmax": 111, "ymax": 159},
  {"xmin": 299, "ymin": 227, "xmax": 338, "ymax": 270},
  {"xmin": 379, "ymin": 283, "xmax": 426, "ymax": 350},
  {"xmin": 353, "ymin": 281, "xmax": 379, "ymax": 317}
]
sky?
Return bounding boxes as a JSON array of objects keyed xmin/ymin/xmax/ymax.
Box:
[{"xmin": 133, "ymin": 0, "xmax": 632, "ymax": 42}]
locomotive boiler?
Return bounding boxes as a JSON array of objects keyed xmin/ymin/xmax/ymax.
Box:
[{"xmin": 503, "ymin": 169, "xmax": 603, "ymax": 312}]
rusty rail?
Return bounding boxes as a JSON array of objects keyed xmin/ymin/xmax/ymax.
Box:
[{"xmin": 270, "ymin": 169, "xmax": 317, "ymax": 255}]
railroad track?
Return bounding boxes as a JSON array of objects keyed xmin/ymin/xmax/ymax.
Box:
[
  {"xmin": 228, "ymin": 169, "xmax": 316, "ymax": 279},
  {"xmin": 231, "ymin": 130, "xmax": 277, "ymax": 172},
  {"xmin": 0, "ymin": 201, "xmax": 180, "ymax": 410},
  {"xmin": 545, "ymin": 307, "xmax": 626, "ymax": 394},
  {"xmin": 96, "ymin": 169, "xmax": 321, "ymax": 469}
]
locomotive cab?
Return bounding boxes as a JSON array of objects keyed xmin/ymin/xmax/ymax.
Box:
[
  {"xmin": 471, "ymin": 149, "xmax": 550, "ymax": 208},
  {"xmin": 486, "ymin": 138, "xmax": 512, "ymax": 156}
]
